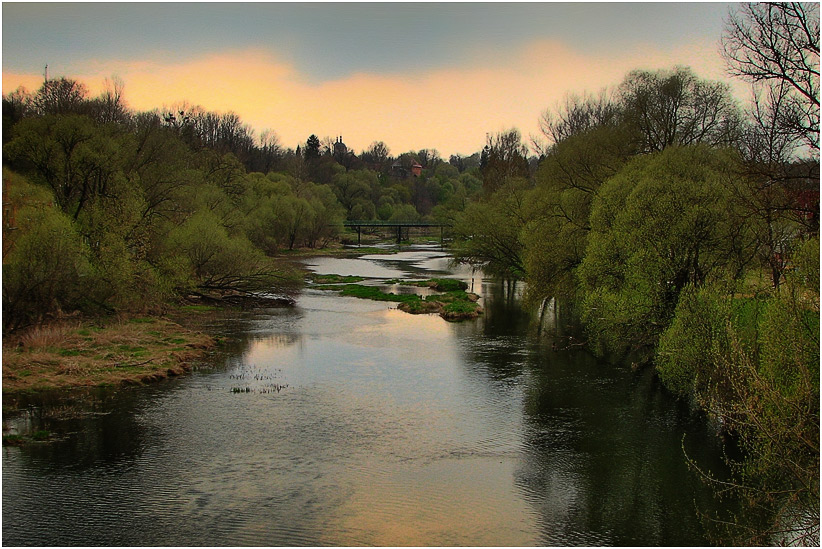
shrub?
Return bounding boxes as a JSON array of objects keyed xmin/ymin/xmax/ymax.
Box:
[{"xmin": 3, "ymin": 180, "xmax": 91, "ymax": 331}]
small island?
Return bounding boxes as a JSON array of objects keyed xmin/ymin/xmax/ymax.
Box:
[{"xmin": 313, "ymin": 277, "xmax": 483, "ymax": 321}]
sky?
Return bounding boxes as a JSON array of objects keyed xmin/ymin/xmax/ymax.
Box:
[{"xmin": 2, "ymin": 2, "xmax": 745, "ymax": 157}]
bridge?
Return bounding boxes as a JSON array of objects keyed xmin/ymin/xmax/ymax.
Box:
[{"xmin": 343, "ymin": 220, "xmax": 452, "ymax": 245}]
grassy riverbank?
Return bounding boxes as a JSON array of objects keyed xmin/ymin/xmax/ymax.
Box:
[{"xmin": 2, "ymin": 315, "xmax": 216, "ymax": 394}]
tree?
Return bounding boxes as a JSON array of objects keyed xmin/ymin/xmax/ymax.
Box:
[
  {"xmin": 87, "ymin": 76, "xmax": 129, "ymax": 125},
  {"xmin": 5, "ymin": 114, "xmax": 125, "ymax": 220},
  {"xmin": 298, "ymin": 182, "xmax": 345, "ymax": 248},
  {"xmin": 304, "ymin": 134, "xmax": 321, "ymax": 160},
  {"xmin": 524, "ymin": 124, "xmax": 636, "ymax": 301},
  {"xmin": 577, "ymin": 146, "xmax": 751, "ymax": 358},
  {"xmin": 453, "ymin": 179, "xmax": 530, "ymax": 280},
  {"xmin": 416, "ymin": 148, "xmax": 441, "ymax": 169},
  {"xmin": 360, "ymin": 141, "xmax": 391, "ymax": 171},
  {"xmin": 168, "ymin": 210, "xmax": 284, "ymax": 295},
  {"xmin": 536, "ymin": 89, "xmax": 621, "ymax": 150},
  {"xmin": 723, "ymin": 2, "xmax": 820, "ymax": 153},
  {"xmin": 657, "ymin": 237, "xmax": 819, "ymax": 545},
  {"xmin": 449, "ymin": 152, "xmax": 481, "ymax": 173},
  {"xmin": 31, "ymin": 77, "xmax": 89, "ymax": 116},
  {"xmin": 2, "ymin": 173, "xmax": 92, "ymax": 330},
  {"xmin": 618, "ymin": 67, "xmax": 742, "ymax": 153},
  {"xmin": 3, "ymin": 86, "xmax": 33, "ymax": 138},
  {"xmin": 479, "ymin": 129, "xmax": 530, "ymax": 194},
  {"xmin": 331, "ymin": 170, "xmax": 375, "ymax": 218}
]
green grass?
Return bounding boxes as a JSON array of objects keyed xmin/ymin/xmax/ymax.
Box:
[
  {"xmin": 3, "ymin": 434, "xmax": 26, "ymax": 446},
  {"xmin": 129, "ymin": 317, "xmax": 156, "ymax": 324},
  {"xmin": 310, "ymin": 274, "xmax": 366, "ymax": 284},
  {"xmin": 320, "ymin": 283, "xmax": 483, "ymax": 321},
  {"xmin": 442, "ymin": 300, "xmax": 479, "ymax": 314},
  {"xmin": 58, "ymin": 349, "xmax": 82, "ymax": 357},
  {"xmin": 337, "ymin": 284, "xmax": 422, "ymax": 304},
  {"xmin": 382, "ymin": 278, "xmax": 468, "ymax": 292},
  {"xmin": 427, "ymin": 278, "xmax": 469, "ymax": 292}
]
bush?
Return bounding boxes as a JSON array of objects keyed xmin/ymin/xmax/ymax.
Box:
[
  {"xmin": 3, "ymin": 183, "xmax": 91, "ymax": 330},
  {"xmin": 168, "ymin": 211, "xmax": 284, "ymax": 294},
  {"xmin": 656, "ymin": 268, "xmax": 819, "ymax": 544}
]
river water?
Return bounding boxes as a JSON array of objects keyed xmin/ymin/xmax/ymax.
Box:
[{"xmin": 3, "ymin": 246, "xmax": 735, "ymax": 546}]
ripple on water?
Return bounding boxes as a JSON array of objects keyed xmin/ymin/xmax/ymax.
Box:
[{"xmin": 2, "ymin": 248, "xmax": 731, "ymax": 546}]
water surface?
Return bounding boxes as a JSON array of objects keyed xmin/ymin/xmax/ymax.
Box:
[{"xmin": 3, "ymin": 246, "xmax": 732, "ymax": 546}]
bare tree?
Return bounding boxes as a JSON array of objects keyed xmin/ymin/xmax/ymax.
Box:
[
  {"xmin": 91, "ymin": 76, "xmax": 129, "ymax": 124},
  {"xmin": 361, "ymin": 141, "xmax": 390, "ymax": 169},
  {"xmin": 480, "ymin": 129, "xmax": 531, "ymax": 194},
  {"xmin": 618, "ymin": 66, "xmax": 742, "ymax": 153},
  {"xmin": 31, "ymin": 77, "xmax": 89, "ymax": 116},
  {"xmin": 723, "ymin": 2, "xmax": 820, "ymax": 152},
  {"xmin": 537, "ymin": 89, "xmax": 620, "ymax": 148}
]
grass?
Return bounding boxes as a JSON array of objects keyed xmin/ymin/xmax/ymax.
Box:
[
  {"xmin": 2, "ymin": 430, "xmax": 53, "ymax": 446},
  {"xmin": 337, "ymin": 284, "xmax": 422, "ymax": 304},
  {"xmin": 279, "ymin": 245, "xmax": 394, "ymax": 258},
  {"xmin": 309, "ymin": 274, "xmax": 366, "ymax": 284},
  {"xmin": 318, "ymin": 282, "xmax": 483, "ymax": 321},
  {"xmin": 382, "ymin": 278, "xmax": 468, "ymax": 292},
  {"xmin": 3, "ymin": 317, "xmax": 215, "ymax": 394}
]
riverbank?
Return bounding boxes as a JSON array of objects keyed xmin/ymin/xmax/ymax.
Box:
[
  {"xmin": 2, "ymin": 314, "xmax": 216, "ymax": 395},
  {"xmin": 1, "ymin": 243, "xmax": 452, "ymax": 395}
]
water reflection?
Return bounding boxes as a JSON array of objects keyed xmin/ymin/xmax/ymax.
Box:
[
  {"xmin": 3, "ymin": 248, "xmax": 735, "ymax": 546},
  {"xmin": 456, "ymin": 280, "xmax": 731, "ymax": 546}
]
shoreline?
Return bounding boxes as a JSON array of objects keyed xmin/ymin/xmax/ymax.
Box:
[
  {"xmin": 1, "ymin": 242, "xmax": 455, "ymax": 398},
  {"xmin": 2, "ymin": 314, "xmax": 218, "ymax": 397}
]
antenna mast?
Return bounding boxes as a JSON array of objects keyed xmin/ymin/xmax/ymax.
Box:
[{"xmin": 44, "ymin": 64, "xmax": 49, "ymax": 83}]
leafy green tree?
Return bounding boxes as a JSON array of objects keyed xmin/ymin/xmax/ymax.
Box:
[
  {"xmin": 524, "ymin": 124, "xmax": 636, "ymax": 301},
  {"xmin": 453, "ymin": 179, "xmax": 530, "ymax": 279},
  {"xmin": 331, "ymin": 169, "xmax": 376, "ymax": 219},
  {"xmin": 300, "ymin": 182, "xmax": 345, "ymax": 248},
  {"xmin": 657, "ymin": 236, "xmax": 819, "ymax": 545},
  {"xmin": 2, "ymin": 173, "xmax": 91, "ymax": 330},
  {"xmin": 577, "ymin": 145, "xmax": 751, "ymax": 358},
  {"xmin": 388, "ymin": 203, "xmax": 419, "ymax": 222},
  {"xmin": 5, "ymin": 114, "xmax": 126, "ymax": 219},
  {"xmin": 168, "ymin": 210, "xmax": 283, "ymax": 295}
]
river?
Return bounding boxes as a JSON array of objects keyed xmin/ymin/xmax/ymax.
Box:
[{"xmin": 2, "ymin": 245, "xmax": 735, "ymax": 546}]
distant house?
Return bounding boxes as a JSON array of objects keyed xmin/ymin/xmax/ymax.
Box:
[
  {"xmin": 391, "ymin": 159, "xmax": 423, "ymax": 178},
  {"xmin": 784, "ymin": 161, "xmax": 820, "ymax": 229}
]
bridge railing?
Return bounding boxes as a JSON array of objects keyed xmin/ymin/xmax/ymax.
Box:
[
  {"xmin": 343, "ymin": 220, "xmax": 452, "ymax": 228},
  {"xmin": 342, "ymin": 220, "xmax": 453, "ymax": 245}
]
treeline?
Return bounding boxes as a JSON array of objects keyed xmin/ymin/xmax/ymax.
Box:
[
  {"xmin": 452, "ymin": 3, "xmax": 819, "ymax": 544},
  {"xmin": 2, "ymin": 73, "xmax": 513, "ymax": 332}
]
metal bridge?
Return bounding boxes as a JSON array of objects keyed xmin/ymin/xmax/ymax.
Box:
[{"xmin": 343, "ymin": 220, "xmax": 452, "ymax": 245}]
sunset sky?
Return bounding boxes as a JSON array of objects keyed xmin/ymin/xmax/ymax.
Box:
[{"xmin": 2, "ymin": 2, "xmax": 743, "ymax": 156}]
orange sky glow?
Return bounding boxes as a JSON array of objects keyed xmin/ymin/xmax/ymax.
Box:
[{"xmin": 2, "ymin": 39, "xmax": 742, "ymax": 156}]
